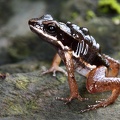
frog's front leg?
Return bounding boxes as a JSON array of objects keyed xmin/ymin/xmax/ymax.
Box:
[
  {"xmin": 56, "ymin": 50, "xmax": 86, "ymax": 103},
  {"xmin": 42, "ymin": 53, "xmax": 67, "ymax": 76},
  {"xmin": 84, "ymin": 66, "xmax": 120, "ymax": 111}
]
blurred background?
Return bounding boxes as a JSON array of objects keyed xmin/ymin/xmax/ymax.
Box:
[{"xmin": 0, "ymin": 0, "xmax": 120, "ymax": 70}]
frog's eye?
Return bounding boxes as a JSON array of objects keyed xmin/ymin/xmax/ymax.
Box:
[{"xmin": 45, "ymin": 24, "xmax": 57, "ymax": 35}]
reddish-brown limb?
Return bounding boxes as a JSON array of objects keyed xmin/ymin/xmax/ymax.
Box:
[
  {"xmin": 41, "ymin": 53, "xmax": 67, "ymax": 76},
  {"xmin": 103, "ymin": 54, "xmax": 120, "ymax": 77},
  {"xmin": 56, "ymin": 50, "xmax": 87, "ymax": 104},
  {"xmin": 83, "ymin": 65, "xmax": 120, "ymax": 112}
]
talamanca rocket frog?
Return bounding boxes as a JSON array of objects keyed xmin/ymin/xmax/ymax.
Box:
[{"xmin": 28, "ymin": 14, "xmax": 120, "ymax": 112}]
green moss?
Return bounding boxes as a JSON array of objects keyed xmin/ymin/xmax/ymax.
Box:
[
  {"xmin": 56, "ymin": 75, "xmax": 67, "ymax": 84},
  {"xmin": 86, "ymin": 10, "xmax": 96, "ymax": 20},
  {"xmin": 3, "ymin": 92, "xmax": 39, "ymax": 116},
  {"xmin": 7, "ymin": 103, "xmax": 26, "ymax": 115},
  {"xmin": 98, "ymin": 0, "xmax": 120, "ymax": 14},
  {"xmin": 25, "ymin": 99, "xmax": 39, "ymax": 111},
  {"xmin": 15, "ymin": 75, "xmax": 29, "ymax": 90},
  {"xmin": 2, "ymin": 97, "xmax": 26, "ymax": 116},
  {"xmin": 71, "ymin": 12, "xmax": 79, "ymax": 20}
]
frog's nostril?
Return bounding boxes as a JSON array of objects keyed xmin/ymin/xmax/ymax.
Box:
[
  {"xmin": 28, "ymin": 19, "xmax": 32, "ymax": 25},
  {"xmin": 28, "ymin": 19, "xmax": 36, "ymax": 26}
]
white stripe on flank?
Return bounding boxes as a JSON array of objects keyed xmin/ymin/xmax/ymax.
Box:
[
  {"xmin": 76, "ymin": 43, "xmax": 80, "ymax": 55},
  {"xmin": 81, "ymin": 40, "xmax": 84, "ymax": 53},
  {"xmin": 73, "ymin": 41, "xmax": 88, "ymax": 57},
  {"xmin": 78, "ymin": 43, "xmax": 82, "ymax": 56},
  {"xmin": 83, "ymin": 44, "xmax": 88, "ymax": 55}
]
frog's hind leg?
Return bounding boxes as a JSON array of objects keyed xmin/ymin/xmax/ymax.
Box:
[
  {"xmin": 42, "ymin": 53, "xmax": 67, "ymax": 76},
  {"xmin": 81, "ymin": 88, "xmax": 120, "ymax": 112},
  {"xmin": 103, "ymin": 54, "xmax": 120, "ymax": 77},
  {"xmin": 84, "ymin": 66, "xmax": 120, "ymax": 112}
]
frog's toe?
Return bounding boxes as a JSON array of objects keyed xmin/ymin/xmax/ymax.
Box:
[
  {"xmin": 41, "ymin": 66, "xmax": 67, "ymax": 76},
  {"xmin": 80, "ymin": 104, "xmax": 98, "ymax": 113},
  {"xmin": 86, "ymin": 102, "xmax": 107, "ymax": 111},
  {"xmin": 41, "ymin": 67, "xmax": 55, "ymax": 76},
  {"xmin": 56, "ymin": 96, "xmax": 73, "ymax": 104},
  {"xmin": 56, "ymin": 94, "xmax": 88, "ymax": 105},
  {"xmin": 57, "ymin": 67, "xmax": 67, "ymax": 76},
  {"xmin": 95, "ymin": 99, "xmax": 106, "ymax": 103},
  {"xmin": 79, "ymin": 97, "xmax": 89, "ymax": 101}
]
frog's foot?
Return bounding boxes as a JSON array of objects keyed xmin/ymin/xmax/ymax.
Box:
[
  {"xmin": 80, "ymin": 96, "xmax": 116, "ymax": 113},
  {"xmin": 0, "ymin": 74, "xmax": 6, "ymax": 79},
  {"xmin": 41, "ymin": 53, "xmax": 67, "ymax": 76},
  {"xmin": 80, "ymin": 101, "xmax": 110, "ymax": 113},
  {"xmin": 41, "ymin": 66, "xmax": 67, "ymax": 76},
  {"xmin": 56, "ymin": 94, "xmax": 88, "ymax": 104}
]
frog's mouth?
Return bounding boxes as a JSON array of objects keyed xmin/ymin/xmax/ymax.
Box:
[{"xmin": 29, "ymin": 24, "xmax": 65, "ymax": 50}]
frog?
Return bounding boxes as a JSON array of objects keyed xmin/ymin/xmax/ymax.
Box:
[{"xmin": 28, "ymin": 14, "xmax": 120, "ymax": 112}]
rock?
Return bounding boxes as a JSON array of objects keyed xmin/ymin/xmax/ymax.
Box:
[{"xmin": 0, "ymin": 61, "xmax": 120, "ymax": 119}]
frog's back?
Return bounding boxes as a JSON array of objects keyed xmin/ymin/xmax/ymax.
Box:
[{"xmin": 65, "ymin": 22, "xmax": 108, "ymax": 67}]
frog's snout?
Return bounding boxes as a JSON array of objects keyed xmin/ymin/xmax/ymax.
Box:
[{"xmin": 28, "ymin": 19, "xmax": 35, "ymax": 26}]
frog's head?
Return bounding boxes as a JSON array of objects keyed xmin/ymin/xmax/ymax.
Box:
[
  {"xmin": 28, "ymin": 14, "xmax": 101, "ymax": 57},
  {"xmin": 28, "ymin": 14, "xmax": 72, "ymax": 50}
]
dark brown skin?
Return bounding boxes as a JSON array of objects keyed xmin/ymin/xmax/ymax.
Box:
[{"xmin": 28, "ymin": 14, "xmax": 120, "ymax": 112}]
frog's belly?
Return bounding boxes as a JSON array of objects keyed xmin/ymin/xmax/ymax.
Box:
[{"xmin": 76, "ymin": 64, "xmax": 96, "ymax": 77}]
